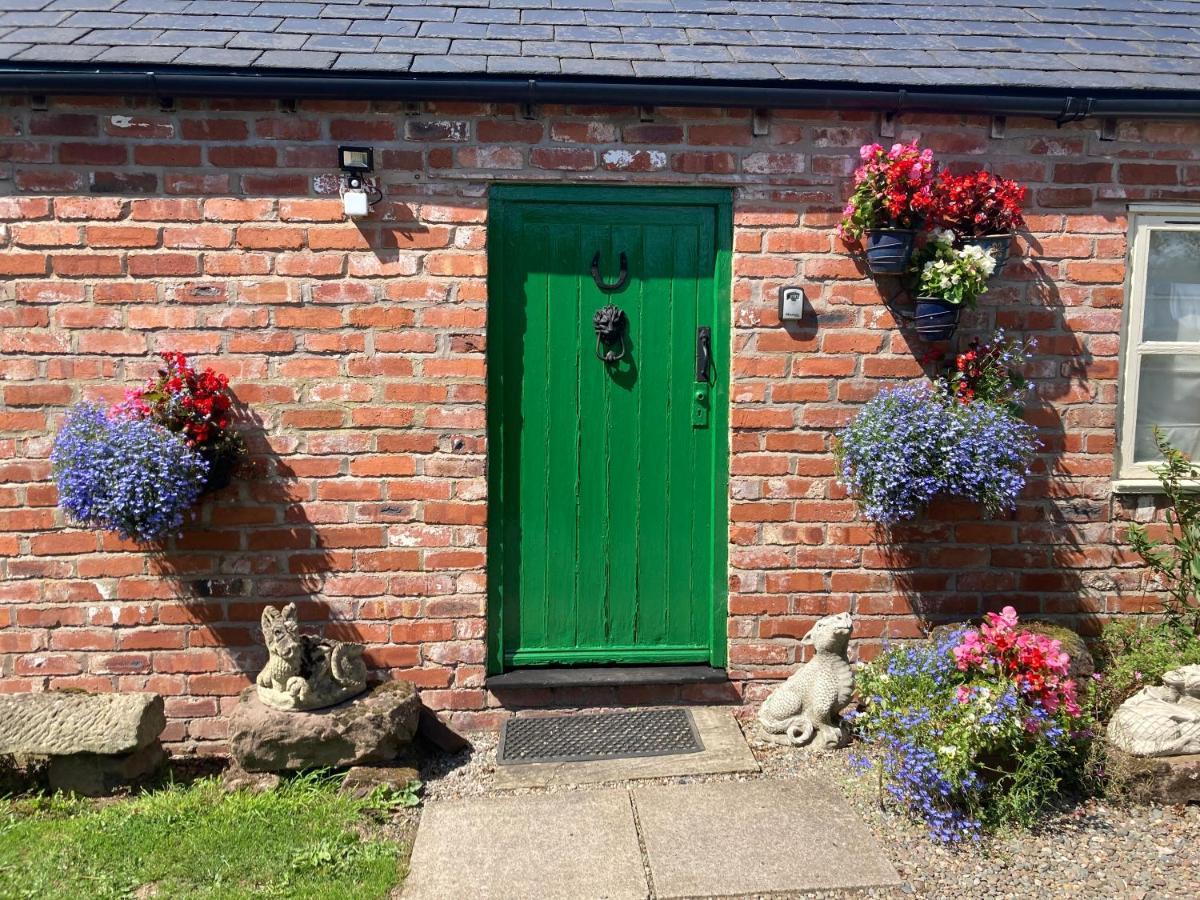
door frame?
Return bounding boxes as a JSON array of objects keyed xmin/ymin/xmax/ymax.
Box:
[{"xmin": 485, "ymin": 184, "xmax": 733, "ymax": 674}]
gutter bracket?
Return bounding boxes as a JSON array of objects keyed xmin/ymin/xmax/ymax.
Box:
[{"xmin": 1055, "ymin": 96, "xmax": 1095, "ymax": 127}]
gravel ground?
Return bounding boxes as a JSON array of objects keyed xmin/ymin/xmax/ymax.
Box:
[{"xmin": 414, "ymin": 713, "xmax": 1200, "ymax": 899}]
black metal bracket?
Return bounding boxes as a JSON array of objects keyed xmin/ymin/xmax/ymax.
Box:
[{"xmin": 591, "ymin": 251, "xmax": 629, "ymax": 293}]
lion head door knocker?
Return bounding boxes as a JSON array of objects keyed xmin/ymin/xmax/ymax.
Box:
[
  {"xmin": 591, "ymin": 250, "xmax": 630, "ymax": 364},
  {"xmin": 593, "ymin": 303, "xmax": 628, "ymax": 363}
]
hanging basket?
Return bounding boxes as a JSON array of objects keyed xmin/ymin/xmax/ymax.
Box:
[
  {"xmin": 973, "ymin": 234, "xmax": 1012, "ymax": 275},
  {"xmin": 864, "ymin": 228, "xmax": 917, "ymax": 275},
  {"xmin": 912, "ymin": 296, "xmax": 961, "ymax": 342}
]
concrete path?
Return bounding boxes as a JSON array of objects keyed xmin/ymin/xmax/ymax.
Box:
[{"xmin": 402, "ymin": 778, "xmax": 900, "ymax": 899}]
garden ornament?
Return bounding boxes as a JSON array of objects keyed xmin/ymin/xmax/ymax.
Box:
[
  {"xmin": 1107, "ymin": 664, "xmax": 1200, "ymax": 758},
  {"xmin": 256, "ymin": 603, "xmax": 368, "ymax": 711},
  {"xmin": 758, "ymin": 611, "xmax": 855, "ymax": 749}
]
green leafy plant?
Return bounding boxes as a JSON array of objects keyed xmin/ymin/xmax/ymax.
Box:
[
  {"xmin": 1125, "ymin": 427, "xmax": 1200, "ymax": 632},
  {"xmin": 1090, "ymin": 618, "xmax": 1200, "ymax": 721}
]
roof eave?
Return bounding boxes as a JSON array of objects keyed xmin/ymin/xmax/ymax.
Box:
[{"xmin": 3, "ymin": 65, "xmax": 1200, "ymax": 120}]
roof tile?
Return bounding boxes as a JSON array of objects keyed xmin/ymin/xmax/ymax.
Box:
[{"xmin": 0, "ymin": 0, "xmax": 1197, "ymax": 96}]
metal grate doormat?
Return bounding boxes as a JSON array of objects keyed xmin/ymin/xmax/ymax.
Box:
[{"xmin": 497, "ymin": 708, "xmax": 704, "ymax": 766}]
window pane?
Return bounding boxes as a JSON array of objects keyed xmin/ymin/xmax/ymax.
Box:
[
  {"xmin": 1143, "ymin": 229, "xmax": 1200, "ymax": 342},
  {"xmin": 1135, "ymin": 354, "xmax": 1200, "ymax": 462}
]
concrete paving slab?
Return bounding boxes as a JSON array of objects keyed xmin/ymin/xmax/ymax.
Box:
[
  {"xmin": 634, "ymin": 778, "xmax": 901, "ymax": 898},
  {"xmin": 402, "ymin": 788, "xmax": 648, "ymax": 900},
  {"xmin": 493, "ymin": 707, "xmax": 759, "ymax": 789}
]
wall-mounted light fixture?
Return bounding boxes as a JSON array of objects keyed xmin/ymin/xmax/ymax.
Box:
[
  {"xmin": 338, "ymin": 145, "xmax": 373, "ymax": 174},
  {"xmin": 337, "ymin": 145, "xmax": 374, "ymax": 218}
]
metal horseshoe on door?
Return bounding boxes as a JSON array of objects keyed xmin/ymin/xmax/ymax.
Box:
[{"xmin": 590, "ymin": 251, "xmax": 629, "ymax": 294}]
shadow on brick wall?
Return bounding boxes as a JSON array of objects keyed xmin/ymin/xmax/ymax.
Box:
[
  {"xmin": 147, "ymin": 401, "xmax": 332, "ymax": 677},
  {"xmin": 870, "ymin": 231, "xmax": 1107, "ymax": 637}
]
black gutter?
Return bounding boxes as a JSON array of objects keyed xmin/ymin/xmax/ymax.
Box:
[{"xmin": 3, "ymin": 66, "xmax": 1200, "ymax": 120}]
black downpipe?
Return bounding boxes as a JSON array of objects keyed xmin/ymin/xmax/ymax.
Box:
[{"xmin": 2, "ymin": 67, "xmax": 1200, "ymax": 120}]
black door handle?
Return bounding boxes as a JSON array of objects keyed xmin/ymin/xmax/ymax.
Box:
[{"xmin": 696, "ymin": 326, "xmax": 712, "ymax": 382}]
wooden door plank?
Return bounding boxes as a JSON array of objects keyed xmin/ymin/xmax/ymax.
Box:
[{"xmin": 544, "ymin": 224, "xmax": 583, "ymax": 651}]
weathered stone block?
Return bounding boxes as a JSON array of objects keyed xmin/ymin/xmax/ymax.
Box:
[
  {"xmin": 339, "ymin": 764, "xmax": 420, "ymax": 799},
  {"xmin": 229, "ymin": 680, "xmax": 420, "ymax": 773},
  {"xmin": 0, "ymin": 692, "xmax": 165, "ymax": 756},
  {"xmin": 46, "ymin": 741, "xmax": 165, "ymax": 797}
]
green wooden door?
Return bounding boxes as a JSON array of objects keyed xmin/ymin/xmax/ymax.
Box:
[{"xmin": 487, "ymin": 186, "xmax": 731, "ymax": 672}]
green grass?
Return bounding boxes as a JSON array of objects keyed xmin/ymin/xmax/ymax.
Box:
[{"xmin": 0, "ymin": 771, "xmax": 413, "ymax": 900}]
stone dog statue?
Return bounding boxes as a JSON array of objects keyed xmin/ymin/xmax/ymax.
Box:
[
  {"xmin": 1107, "ymin": 664, "xmax": 1200, "ymax": 758},
  {"xmin": 758, "ymin": 611, "xmax": 854, "ymax": 749},
  {"xmin": 256, "ymin": 603, "xmax": 368, "ymax": 711}
]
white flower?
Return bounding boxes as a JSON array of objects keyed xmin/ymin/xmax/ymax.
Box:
[{"xmin": 938, "ymin": 745, "xmax": 958, "ymax": 758}]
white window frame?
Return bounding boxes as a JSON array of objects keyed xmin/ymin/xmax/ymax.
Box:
[{"xmin": 1115, "ymin": 204, "xmax": 1200, "ymax": 492}]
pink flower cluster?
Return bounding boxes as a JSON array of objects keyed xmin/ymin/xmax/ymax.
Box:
[
  {"xmin": 951, "ymin": 606, "xmax": 1081, "ymax": 717},
  {"xmin": 837, "ymin": 140, "xmax": 937, "ymax": 239}
]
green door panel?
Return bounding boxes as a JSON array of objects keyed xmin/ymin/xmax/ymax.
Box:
[{"xmin": 487, "ymin": 186, "xmax": 731, "ymax": 672}]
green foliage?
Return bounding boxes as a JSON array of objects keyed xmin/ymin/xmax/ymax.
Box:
[
  {"xmin": 1091, "ymin": 617, "xmax": 1200, "ymax": 722},
  {"xmin": 0, "ymin": 772, "xmax": 402, "ymax": 900},
  {"xmin": 360, "ymin": 779, "xmax": 423, "ymax": 813},
  {"xmin": 1125, "ymin": 427, "xmax": 1200, "ymax": 632}
]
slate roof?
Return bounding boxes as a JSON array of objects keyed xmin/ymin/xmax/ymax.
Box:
[{"xmin": 1, "ymin": 1, "xmax": 1200, "ymax": 93}]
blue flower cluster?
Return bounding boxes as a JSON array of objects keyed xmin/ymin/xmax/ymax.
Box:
[
  {"xmin": 878, "ymin": 734, "xmax": 982, "ymax": 843},
  {"xmin": 51, "ymin": 404, "xmax": 208, "ymax": 543},
  {"xmin": 836, "ymin": 384, "xmax": 1039, "ymax": 524}
]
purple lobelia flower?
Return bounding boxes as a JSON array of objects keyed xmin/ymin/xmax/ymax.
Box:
[
  {"xmin": 836, "ymin": 383, "xmax": 1038, "ymax": 524},
  {"xmin": 51, "ymin": 403, "xmax": 208, "ymax": 543}
]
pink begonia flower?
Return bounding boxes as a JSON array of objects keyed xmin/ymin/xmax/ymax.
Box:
[
  {"xmin": 859, "ymin": 143, "xmax": 882, "ymax": 161},
  {"xmin": 955, "ymin": 685, "xmax": 973, "ymax": 704},
  {"xmin": 952, "ymin": 630, "xmax": 986, "ymax": 671}
]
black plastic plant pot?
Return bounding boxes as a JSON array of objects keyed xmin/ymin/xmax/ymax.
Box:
[
  {"xmin": 912, "ymin": 296, "xmax": 961, "ymax": 342},
  {"xmin": 864, "ymin": 228, "xmax": 916, "ymax": 275},
  {"xmin": 200, "ymin": 449, "xmax": 237, "ymax": 495},
  {"xmin": 973, "ymin": 234, "xmax": 1012, "ymax": 275}
]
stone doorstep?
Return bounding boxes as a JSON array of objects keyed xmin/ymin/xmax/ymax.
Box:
[
  {"xmin": 493, "ymin": 706, "xmax": 759, "ymax": 789},
  {"xmin": 402, "ymin": 778, "xmax": 900, "ymax": 900}
]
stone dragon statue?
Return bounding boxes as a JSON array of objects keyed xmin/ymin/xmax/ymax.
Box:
[
  {"xmin": 256, "ymin": 603, "xmax": 368, "ymax": 711},
  {"xmin": 758, "ymin": 611, "xmax": 854, "ymax": 749}
]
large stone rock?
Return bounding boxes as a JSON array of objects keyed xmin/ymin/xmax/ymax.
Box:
[
  {"xmin": 1106, "ymin": 748, "xmax": 1200, "ymax": 804},
  {"xmin": 0, "ymin": 691, "xmax": 164, "ymax": 756},
  {"xmin": 229, "ymin": 680, "xmax": 420, "ymax": 773}
]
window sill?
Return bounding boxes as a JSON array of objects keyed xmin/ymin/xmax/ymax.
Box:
[{"xmin": 1111, "ymin": 478, "xmax": 1200, "ymax": 494}]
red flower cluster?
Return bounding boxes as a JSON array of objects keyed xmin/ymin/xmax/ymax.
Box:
[
  {"xmin": 113, "ymin": 352, "xmax": 236, "ymax": 450},
  {"xmin": 952, "ymin": 341, "xmax": 983, "ymax": 404},
  {"xmin": 952, "ymin": 607, "xmax": 1081, "ymax": 718},
  {"xmin": 929, "ymin": 170, "xmax": 1027, "ymax": 238}
]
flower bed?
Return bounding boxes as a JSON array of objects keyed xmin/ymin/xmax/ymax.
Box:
[{"xmin": 850, "ymin": 608, "xmax": 1089, "ymax": 842}]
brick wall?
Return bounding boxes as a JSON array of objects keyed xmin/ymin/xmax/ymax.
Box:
[{"xmin": 1, "ymin": 94, "xmax": 1193, "ymax": 751}]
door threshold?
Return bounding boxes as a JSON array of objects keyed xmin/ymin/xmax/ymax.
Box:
[{"xmin": 487, "ymin": 665, "xmax": 727, "ymax": 690}]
